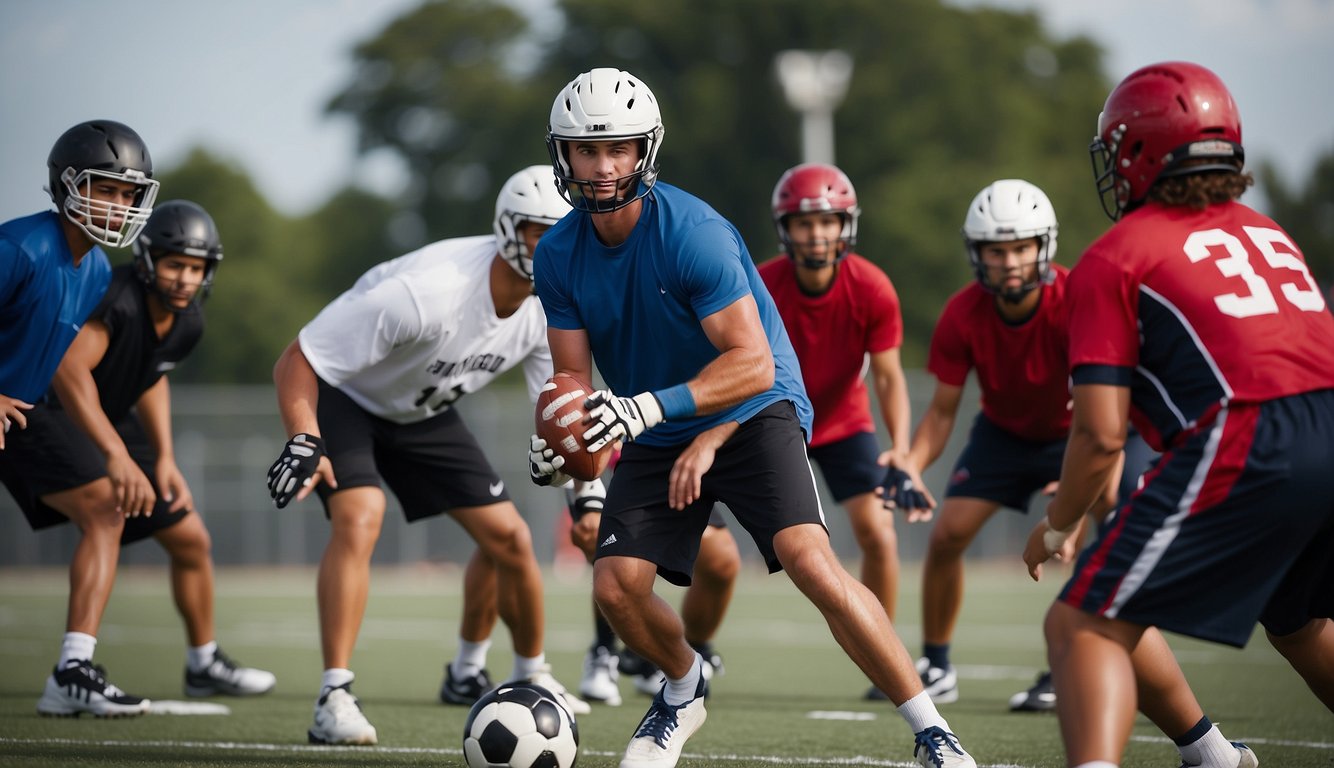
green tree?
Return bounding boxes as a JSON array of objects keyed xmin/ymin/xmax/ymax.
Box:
[
  {"xmin": 328, "ymin": 0, "xmax": 1113, "ymax": 363},
  {"xmin": 1258, "ymin": 150, "xmax": 1334, "ymax": 290}
]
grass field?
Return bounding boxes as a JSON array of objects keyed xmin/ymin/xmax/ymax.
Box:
[{"xmin": 1, "ymin": 561, "xmax": 1329, "ymax": 768}]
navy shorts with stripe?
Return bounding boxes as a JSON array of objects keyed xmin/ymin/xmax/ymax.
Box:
[
  {"xmin": 946, "ymin": 413, "xmax": 1066, "ymax": 512},
  {"xmin": 1060, "ymin": 389, "xmax": 1334, "ymax": 646},
  {"xmin": 314, "ymin": 379, "xmax": 508, "ymax": 521},
  {"xmin": 597, "ymin": 400, "xmax": 826, "ymax": 586},
  {"xmin": 0, "ymin": 407, "xmax": 191, "ymax": 544},
  {"xmin": 808, "ymin": 431, "xmax": 883, "ymax": 502}
]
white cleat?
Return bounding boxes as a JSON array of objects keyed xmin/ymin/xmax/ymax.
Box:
[
  {"xmin": 580, "ymin": 646, "xmax": 622, "ymax": 706},
  {"xmin": 619, "ymin": 675, "xmax": 708, "ymax": 768},
  {"xmin": 308, "ymin": 684, "xmax": 378, "ymax": 745},
  {"xmin": 185, "ymin": 647, "xmax": 276, "ymax": 697},
  {"xmin": 915, "ymin": 657, "xmax": 958, "ymax": 704},
  {"xmin": 913, "ymin": 726, "xmax": 977, "ymax": 768},
  {"xmin": 37, "ymin": 660, "xmax": 150, "ymax": 718},
  {"xmin": 519, "ymin": 664, "xmax": 591, "ymax": 715}
]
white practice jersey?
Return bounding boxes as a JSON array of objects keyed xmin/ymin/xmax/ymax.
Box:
[{"xmin": 299, "ymin": 235, "xmax": 551, "ymax": 424}]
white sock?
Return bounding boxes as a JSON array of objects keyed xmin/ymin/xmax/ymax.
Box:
[
  {"xmin": 662, "ymin": 654, "xmax": 702, "ymax": 706},
  {"xmin": 511, "ymin": 653, "xmax": 545, "ymax": 681},
  {"xmin": 58, "ymin": 632, "xmax": 96, "ymax": 668},
  {"xmin": 1073, "ymin": 763, "xmax": 1118, "ymax": 768},
  {"xmin": 1185, "ymin": 725, "xmax": 1240, "ymax": 768},
  {"xmin": 321, "ymin": 668, "xmax": 355, "ymax": 695},
  {"xmin": 452, "ymin": 637, "xmax": 492, "ymax": 678},
  {"xmin": 187, "ymin": 640, "xmax": 218, "ymax": 672},
  {"xmin": 896, "ymin": 690, "xmax": 948, "ymax": 734}
]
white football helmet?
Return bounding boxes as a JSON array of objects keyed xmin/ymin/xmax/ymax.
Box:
[
  {"xmin": 961, "ymin": 179, "xmax": 1058, "ymax": 299},
  {"xmin": 546, "ymin": 68, "xmax": 664, "ymax": 212},
  {"xmin": 493, "ymin": 165, "xmax": 570, "ymax": 280}
]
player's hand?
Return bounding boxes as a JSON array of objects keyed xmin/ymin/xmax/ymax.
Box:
[
  {"xmin": 529, "ymin": 434, "xmax": 572, "ymax": 488},
  {"xmin": 879, "ymin": 463, "xmax": 935, "ymax": 522},
  {"xmin": 267, "ymin": 433, "xmax": 332, "ymax": 508},
  {"xmin": 582, "ymin": 390, "xmax": 663, "ymax": 453},
  {"xmin": 106, "ymin": 449, "xmax": 157, "ymax": 518},
  {"xmin": 0, "ymin": 394, "xmax": 33, "ymax": 450},
  {"xmin": 1024, "ymin": 515, "xmax": 1080, "ymax": 581},
  {"xmin": 155, "ymin": 458, "xmax": 194, "ymax": 514},
  {"xmin": 669, "ymin": 435, "xmax": 719, "ymax": 511},
  {"xmin": 569, "ymin": 511, "xmax": 602, "ymax": 562}
]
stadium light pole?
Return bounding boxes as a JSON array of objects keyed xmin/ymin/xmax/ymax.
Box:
[{"xmin": 774, "ymin": 50, "xmax": 854, "ymax": 165}]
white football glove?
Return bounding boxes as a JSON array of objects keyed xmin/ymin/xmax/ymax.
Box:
[
  {"xmin": 582, "ymin": 390, "xmax": 663, "ymax": 453},
  {"xmin": 529, "ymin": 434, "xmax": 573, "ymax": 488},
  {"xmin": 566, "ymin": 478, "xmax": 607, "ymax": 519}
]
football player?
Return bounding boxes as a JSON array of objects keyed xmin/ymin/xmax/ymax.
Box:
[
  {"xmin": 758, "ymin": 163, "xmax": 912, "ymax": 700},
  {"xmin": 1, "ymin": 120, "xmax": 159, "ymax": 717},
  {"xmin": 267, "ymin": 165, "xmax": 592, "ymax": 746},
  {"xmin": 529, "ymin": 67, "xmax": 976, "ymax": 768},
  {"xmin": 1025, "ymin": 60, "xmax": 1334, "ymax": 767}
]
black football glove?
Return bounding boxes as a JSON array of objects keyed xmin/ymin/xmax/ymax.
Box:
[
  {"xmin": 267, "ymin": 433, "xmax": 326, "ymax": 509},
  {"xmin": 881, "ymin": 465, "xmax": 929, "ymax": 512}
]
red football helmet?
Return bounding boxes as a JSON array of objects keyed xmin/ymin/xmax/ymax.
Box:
[
  {"xmin": 771, "ymin": 163, "xmax": 860, "ymax": 266},
  {"xmin": 1090, "ymin": 61, "xmax": 1244, "ymax": 220}
]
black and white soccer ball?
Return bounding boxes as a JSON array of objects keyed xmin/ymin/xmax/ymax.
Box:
[{"xmin": 462, "ymin": 682, "xmax": 579, "ymax": 768}]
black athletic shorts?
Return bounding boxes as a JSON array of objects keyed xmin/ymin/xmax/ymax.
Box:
[
  {"xmin": 314, "ymin": 379, "xmax": 508, "ymax": 520},
  {"xmin": 0, "ymin": 406, "xmax": 190, "ymax": 544},
  {"xmin": 807, "ymin": 431, "xmax": 883, "ymax": 502},
  {"xmin": 597, "ymin": 400, "xmax": 826, "ymax": 586},
  {"xmin": 945, "ymin": 413, "xmax": 1066, "ymax": 512}
]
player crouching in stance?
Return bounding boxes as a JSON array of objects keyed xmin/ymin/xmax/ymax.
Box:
[
  {"xmin": 1025, "ymin": 61, "xmax": 1334, "ymax": 768},
  {"xmin": 268, "ymin": 165, "xmax": 591, "ymax": 746},
  {"xmin": 529, "ymin": 67, "xmax": 977, "ymax": 768}
]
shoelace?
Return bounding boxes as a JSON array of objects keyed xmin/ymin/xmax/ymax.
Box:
[
  {"xmin": 634, "ymin": 698, "xmax": 683, "ymax": 749},
  {"xmin": 914, "ymin": 726, "xmax": 965, "ymax": 768}
]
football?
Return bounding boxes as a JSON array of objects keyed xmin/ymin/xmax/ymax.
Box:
[
  {"xmin": 462, "ymin": 682, "xmax": 580, "ymax": 768},
  {"xmin": 535, "ymin": 373, "xmax": 612, "ymax": 482}
]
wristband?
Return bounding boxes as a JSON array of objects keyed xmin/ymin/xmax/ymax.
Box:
[
  {"xmin": 652, "ymin": 384, "xmax": 694, "ymax": 421},
  {"xmin": 1043, "ymin": 520, "xmax": 1078, "ymax": 554}
]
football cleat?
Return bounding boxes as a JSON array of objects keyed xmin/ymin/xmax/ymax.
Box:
[
  {"xmin": 915, "ymin": 657, "xmax": 958, "ymax": 704},
  {"xmin": 439, "ymin": 664, "xmax": 493, "ymax": 705},
  {"xmin": 619, "ymin": 673, "xmax": 708, "ymax": 768},
  {"xmin": 37, "ymin": 660, "xmax": 149, "ymax": 717},
  {"xmin": 516, "ymin": 664, "xmax": 591, "ymax": 715},
  {"xmin": 580, "ymin": 645, "xmax": 622, "ymax": 706},
  {"xmin": 1008, "ymin": 670, "xmax": 1056, "ymax": 712},
  {"xmin": 308, "ymin": 684, "xmax": 377, "ymax": 745},
  {"xmin": 184, "ymin": 647, "xmax": 276, "ymax": 697},
  {"xmin": 692, "ymin": 642, "xmax": 725, "ymax": 680},
  {"xmin": 913, "ymin": 725, "xmax": 978, "ymax": 768}
]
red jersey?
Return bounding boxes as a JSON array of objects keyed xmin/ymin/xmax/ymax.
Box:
[
  {"xmin": 928, "ymin": 265, "xmax": 1073, "ymax": 442},
  {"xmin": 759, "ymin": 253, "xmax": 903, "ymax": 447},
  {"xmin": 1067, "ymin": 201, "xmax": 1334, "ymax": 451}
]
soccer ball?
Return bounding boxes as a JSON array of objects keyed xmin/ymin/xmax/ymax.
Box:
[{"xmin": 462, "ymin": 682, "xmax": 579, "ymax": 768}]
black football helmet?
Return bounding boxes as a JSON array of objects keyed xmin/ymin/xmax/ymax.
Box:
[
  {"xmin": 47, "ymin": 120, "xmax": 158, "ymax": 247},
  {"xmin": 132, "ymin": 200, "xmax": 224, "ymax": 309}
]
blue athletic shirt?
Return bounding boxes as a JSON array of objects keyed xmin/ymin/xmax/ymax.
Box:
[
  {"xmin": 0, "ymin": 211, "xmax": 112, "ymax": 403},
  {"xmin": 535, "ymin": 182, "xmax": 812, "ymax": 447}
]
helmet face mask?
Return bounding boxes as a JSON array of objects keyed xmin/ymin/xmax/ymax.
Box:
[
  {"xmin": 493, "ymin": 165, "xmax": 571, "ymax": 279},
  {"xmin": 132, "ymin": 200, "xmax": 223, "ymax": 312},
  {"xmin": 962, "ymin": 179, "xmax": 1058, "ymax": 302},
  {"xmin": 546, "ymin": 68, "xmax": 665, "ymax": 213},
  {"xmin": 1090, "ymin": 61, "xmax": 1244, "ymax": 221},
  {"xmin": 771, "ymin": 163, "xmax": 860, "ymax": 269},
  {"xmin": 48, "ymin": 120, "xmax": 159, "ymax": 248}
]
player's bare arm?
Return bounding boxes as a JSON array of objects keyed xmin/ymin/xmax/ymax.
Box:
[
  {"xmin": 269, "ymin": 339, "xmax": 337, "ymax": 504},
  {"xmin": 136, "ymin": 376, "xmax": 192, "ymax": 513},
  {"xmin": 51, "ymin": 320, "xmax": 156, "ymax": 517},
  {"xmin": 1024, "ymin": 382, "xmax": 1128, "ymax": 580},
  {"xmin": 0, "ymin": 394, "xmax": 33, "ymax": 449},
  {"xmin": 869, "ymin": 347, "xmax": 911, "ymax": 464},
  {"xmin": 668, "ymin": 420, "xmax": 739, "ymax": 511},
  {"xmin": 547, "ymin": 326, "xmax": 596, "ymax": 385},
  {"xmin": 690, "ymin": 294, "xmax": 774, "ymax": 413},
  {"xmin": 890, "ymin": 380, "xmax": 964, "ymax": 521}
]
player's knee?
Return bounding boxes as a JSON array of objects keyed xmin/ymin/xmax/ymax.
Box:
[{"xmin": 1266, "ymin": 617, "xmax": 1325, "ymax": 660}]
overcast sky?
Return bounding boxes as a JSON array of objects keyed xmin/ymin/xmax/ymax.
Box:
[{"xmin": 2, "ymin": 0, "xmax": 1330, "ymax": 221}]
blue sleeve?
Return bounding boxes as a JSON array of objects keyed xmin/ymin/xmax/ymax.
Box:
[
  {"xmin": 0, "ymin": 238, "xmax": 27, "ymax": 308},
  {"xmin": 533, "ymin": 239, "xmax": 582, "ymax": 331},
  {"xmin": 676, "ymin": 220, "xmax": 749, "ymax": 319}
]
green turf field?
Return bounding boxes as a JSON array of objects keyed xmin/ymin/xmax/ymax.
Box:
[{"xmin": 1, "ymin": 562, "xmax": 1329, "ymax": 767}]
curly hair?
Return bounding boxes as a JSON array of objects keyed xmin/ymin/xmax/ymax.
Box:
[{"xmin": 1148, "ymin": 169, "xmax": 1254, "ymax": 210}]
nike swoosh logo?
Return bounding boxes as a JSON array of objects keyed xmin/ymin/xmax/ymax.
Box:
[{"xmin": 489, "ymin": 481, "xmax": 504, "ymax": 496}]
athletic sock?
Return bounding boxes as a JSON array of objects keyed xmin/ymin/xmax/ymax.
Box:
[
  {"xmin": 594, "ymin": 610, "xmax": 617, "ymax": 651},
  {"xmin": 662, "ymin": 653, "xmax": 702, "ymax": 706},
  {"xmin": 58, "ymin": 632, "xmax": 96, "ymax": 668},
  {"xmin": 320, "ymin": 668, "xmax": 355, "ymax": 695},
  {"xmin": 187, "ymin": 640, "xmax": 218, "ymax": 672},
  {"xmin": 511, "ymin": 653, "xmax": 545, "ymax": 681},
  {"xmin": 452, "ymin": 637, "xmax": 492, "ymax": 678},
  {"xmin": 896, "ymin": 690, "xmax": 948, "ymax": 733},
  {"xmin": 922, "ymin": 642, "xmax": 950, "ymax": 669},
  {"xmin": 1176, "ymin": 718, "xmax": 1239, "ymax": 768}
]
